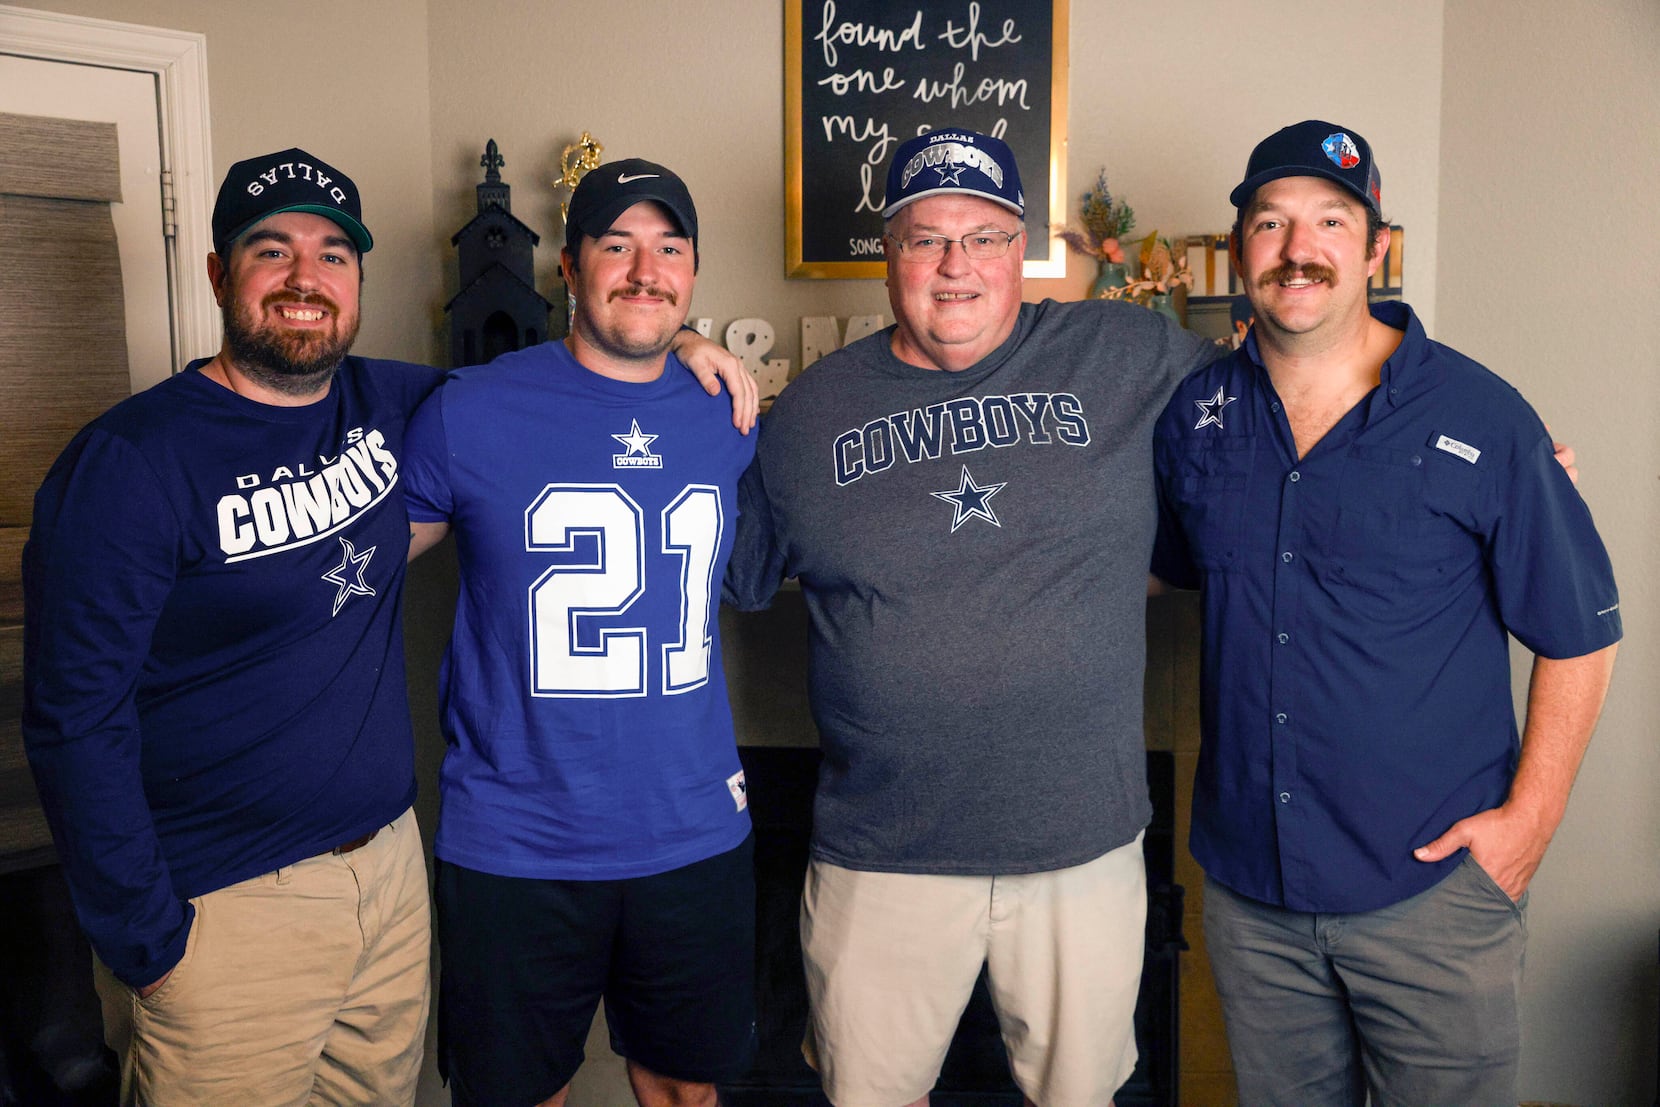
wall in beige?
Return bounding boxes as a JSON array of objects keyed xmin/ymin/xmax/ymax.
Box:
[
  {"xmin": 11, "ymin": 0, "xmax": 439, "ymax": 367},
  {"xmin": 1438, "ymin": 2, "xmax": 1660, "ymax": 1102}
]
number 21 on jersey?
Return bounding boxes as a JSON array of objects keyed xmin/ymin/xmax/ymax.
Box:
[{"xmin": 526, "ymin": 483, "xmax": 722, "ymax": 698}]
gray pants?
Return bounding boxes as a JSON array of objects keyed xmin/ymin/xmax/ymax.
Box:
[{"xmin": 1204, "ymin": 856, "xmax": 1526, "ymax": 1107}]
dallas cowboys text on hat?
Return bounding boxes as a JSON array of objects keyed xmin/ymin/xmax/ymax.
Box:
[
  {"xmin": 1229, "ymin": 120, "xmax": 1382, "ymax": 217},
  {"xmin": 882, "ymin": 129, "xmax": 1025, "ymax": 219},
  {"xmin": 212, "ymin": 148, "xmax": 373, "ymax": 256},
  {"xmin": 564, "ymin": 158, "xmax": 699, "ymax": 258}
]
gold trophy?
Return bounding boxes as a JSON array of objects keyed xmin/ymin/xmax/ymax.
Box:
[{"xmin": 555, "ymin": 132, "xmax": 603, "ymax": 224}]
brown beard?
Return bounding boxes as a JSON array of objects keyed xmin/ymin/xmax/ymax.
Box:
[
  {"xmin": 1257, "ymin": 262, "xmax": 1337, "ymax": 288},
  {"xmin": 220, "ymin": 285, "xmax": 360, "ymax": 396}
]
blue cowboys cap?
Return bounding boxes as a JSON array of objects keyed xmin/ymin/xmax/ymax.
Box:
[
  {"xmin": 1229, "ymin": 120, "xmax": 1383, "ymax": 217},
  {"xmin": 882, "ymin": 129, "xmax": 1025, "ymax": 219},
  {"xmin": 564, "ymin": 157, "xmax": 698, "ymax": 261},
  {"xmin": 212, "ymin": 147, "xmax": 372, "ymax": 256}
]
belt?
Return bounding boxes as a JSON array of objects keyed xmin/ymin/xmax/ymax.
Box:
[{"xmin": 332, "ymin": 829, "xmax": 379, "ymax": 855}]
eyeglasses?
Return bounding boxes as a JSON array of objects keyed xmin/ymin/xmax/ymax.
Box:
[{"xmin": 887, "ymin": 230, "xmax": 1023, "ymax": 262}]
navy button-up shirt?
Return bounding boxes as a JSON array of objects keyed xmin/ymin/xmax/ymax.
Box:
[{"xmin": 1153, "ymin": 301, "xmax": 1621, "ymax": 913}]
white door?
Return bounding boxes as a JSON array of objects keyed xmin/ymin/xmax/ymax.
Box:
[{"xmin": 0, "ymin": 52, "xmax": 175, "ymax": 390}]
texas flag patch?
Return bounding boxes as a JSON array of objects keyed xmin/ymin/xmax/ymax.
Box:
[{"xmin": 1323, "ymin": 132, "xmax": 1361, "ymax": 169}]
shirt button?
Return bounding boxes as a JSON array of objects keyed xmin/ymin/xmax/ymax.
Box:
[
  {"xmin": 1270, "ymin": 401, "xmax": 1281, "ymax": 412},
  {"xmin": 1411, "ymin": 454, "xmax": 1422, "ymax": 466},
  {"xmin": 1277, "ymin": 632, "xmax": 1289, "ymax": 645},
  {"xmin": 1279, "ymin": 792, "xmax": 1292, "ymax": 804},
  {"xmin": 1275, "ymin": 713, "xmax": 1287, "ymax": 724},
  {"xmin": 1281, "ymin": 551, "xmax": 1294, "ymax": 563},
  {"xmin": 1288, "ymin": 471, "xmax": 1301, "ymax": 483}
]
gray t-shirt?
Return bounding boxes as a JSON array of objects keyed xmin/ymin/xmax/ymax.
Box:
[{"xmin": 726, "ymin": 298, "xmax": 1219, "ymax": 874}]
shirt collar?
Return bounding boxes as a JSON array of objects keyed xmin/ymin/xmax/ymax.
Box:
[{"xmin": 1239, "ymin": 299, "xmax": 1424, "ymax": 408}]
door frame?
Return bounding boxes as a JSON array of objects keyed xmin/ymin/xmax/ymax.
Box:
[{"xmin": 0, "ymin": 3, "xmax": 215, "ymax": 372}]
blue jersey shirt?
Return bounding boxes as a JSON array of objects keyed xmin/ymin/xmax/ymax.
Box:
[
  {"xmin": 1152, "ymin": 301, "xmax": 1621, "ymax": 913},
  {"xmin": 403, "ymin": 341, "xmax": 755, "ymax": 881}
]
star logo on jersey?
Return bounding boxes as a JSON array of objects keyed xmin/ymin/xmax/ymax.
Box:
[
  {"xmin": 930, "ymin": 466, "xmax": 1006, "ymax": 532},
  {"xmin": 1193, "ymin": 386, "xmax": 1237, "ymax": 430},
  {"xmin": 321, "ymin": 536, "xmax": 376, "ymax": 616},
  {"xmin": 611, "ymin": 419, "xmax": 663, "ymax": 469}
]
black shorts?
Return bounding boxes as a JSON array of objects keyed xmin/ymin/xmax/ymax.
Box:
[{"xmin": 436, "ymin": 835, "xmax": 755, "ymax": 1106}]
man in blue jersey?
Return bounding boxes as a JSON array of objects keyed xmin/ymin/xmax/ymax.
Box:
[
  {"xmin": 1152, "ymin": 120, "xmax": 1620, "ymax": 1104},
  {"xmin": 405, "ymin": 160, "xmax": 757, "ymax": 1107},
  {"xmin": 23, "ymin": 148, "xmax": 444, "ymax": 1105},
  {"xmin": 23, "ymin": 147, "xmax": 756, "ymax": 1107}
]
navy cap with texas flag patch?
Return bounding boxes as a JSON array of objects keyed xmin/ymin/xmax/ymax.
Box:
[
  {"xmin": 1230, "ymin": 120, "xmax": 1382, "ymax": 217},
  {"xmin": 882, "ymin": 128, "xmax": 1025, "ymax": 219},
  {"xmin": 212, "ymin": 147, "xmax": 372, "ymax": 257}
]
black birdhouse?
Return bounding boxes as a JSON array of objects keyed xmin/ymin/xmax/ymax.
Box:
[{"xmin": 446, "ymin": 139, "xmax": 556, "ymax": 368}]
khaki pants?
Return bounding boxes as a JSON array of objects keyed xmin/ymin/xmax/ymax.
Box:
[
  {"xmin": 122, "ymin": 807, "xmax": 430, "ymax": 1107},
  {"xmin": 801, "ymin": 833, "xmax": 1147, "ymax": 1107}
]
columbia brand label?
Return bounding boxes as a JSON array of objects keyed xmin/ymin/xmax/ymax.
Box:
[
  {"xmin": 611, "ymin": 420, "xmax": 663, "ymax": 469},
  {"xmin": 727, "ymin": 770, "xmax": 748, "ymax": 812},
  {"xmin": 1433, "ymin": 435, "xmax": 1481, "ymax": 464},
  {"xmin": 1323, "ymin": 133, "xmax": 1361, "ymax": 169}
]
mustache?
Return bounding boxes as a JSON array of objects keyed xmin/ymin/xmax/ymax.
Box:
[
  {"xmin": 264, "ymin": 291, "xmax": 342, "ymax": 315},
  {"xmin": 607, "ymin": 284, "xmax": 678, "ymax": 306},
  {"xmin": 1257, "ymin": 263, "xmax": 1337, "ymax": 288}
]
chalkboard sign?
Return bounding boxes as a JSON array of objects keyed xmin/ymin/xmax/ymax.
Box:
[{"xmin": 785, "ymin": 0, "xmax": 1069, "ymax": 279}]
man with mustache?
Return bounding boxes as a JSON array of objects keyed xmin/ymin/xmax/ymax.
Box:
[
  {"xmin": 22, "ymin": 147, "xmax": 754, "ymax": 1106},
  {"xmin": 1152, "ymin": 120, "xmax": 1620, "ymax": 1104},
  {"xmin": 403, "ymin": 159, "xmax": 757, "ymax": 1107}
]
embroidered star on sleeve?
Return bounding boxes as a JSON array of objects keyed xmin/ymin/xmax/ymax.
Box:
[{"xmin": 930, "ymin": 466, "xmax": 1006, "ymax": 533}]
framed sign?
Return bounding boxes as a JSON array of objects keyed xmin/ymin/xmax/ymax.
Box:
[{"xmin": 785, "ymin": 0, "xmax": 1069, "ymax": 279}]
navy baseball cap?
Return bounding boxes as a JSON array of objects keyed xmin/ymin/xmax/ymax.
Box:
[
  {"xmin": 564, "ymin": 158, "xmax": 698, "ymax": 258},
  {"xmin": 883, "ymin": 129, "xmax": 1024, "ymax": 219},
  {"xmin": 212, "ymin": 147, "xmax": 372, "ymax": 256},
  {"xmin": 1230, "ymin": 120, "xmax": 1382, "ymax": 217}
]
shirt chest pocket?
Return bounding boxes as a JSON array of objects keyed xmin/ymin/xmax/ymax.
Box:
[
  {"xmin": 1169, "ymin": 436, "xmax": 1257, "ymax": 570},
  {"xmin": 1328, "ymin": 445, "xmax": 1474, "ymax": 588}
]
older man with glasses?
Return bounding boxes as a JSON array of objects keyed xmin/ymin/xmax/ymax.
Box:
[{"xmin": 725, "ymin": 128, "xmax": 1223, "ymax": 1107}]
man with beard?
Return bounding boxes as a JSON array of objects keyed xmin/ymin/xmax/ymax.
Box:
[
  {"xmin": 21, "ymin": 147, "xmax": 755, "ymax": 1105},
  {"xmin": 21, "ymin": 147, "xmax": 441, "ymax": 1104}
]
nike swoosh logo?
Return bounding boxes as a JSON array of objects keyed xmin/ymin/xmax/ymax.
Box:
[{"xmin": 616, "ymin": 173, "xmax": 659, "ymax": 183}]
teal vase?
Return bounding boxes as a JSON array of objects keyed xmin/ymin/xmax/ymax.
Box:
[
  {"xmin": 1148, "ymin": 292, "xmax": 1180, "ymax": 325},
  {"xmin": 1090, "ymin": 260, "xmax": 1127, "ymax": 299}
]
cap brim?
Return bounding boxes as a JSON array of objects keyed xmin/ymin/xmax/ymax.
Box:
[
  {"xmin": 882, "ymin": 189, "xmax": 1025, "ymax": 220},
  {"xmin": 1230, "ymin": 168, "xmax": 1376, "ymax": 214},
  {"xmin": 224, "ymin": 204, "xmax": 374, "ymax": 255}
]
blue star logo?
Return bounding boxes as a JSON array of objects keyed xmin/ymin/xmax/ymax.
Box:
[
  {"xmin": 933, "ymin": 160, "xmax": 967, "ymax": 186},
  {"xmin": 1193, "ymin": 386, "xmax": 1237, "ymax": 430},
  {"xmin": 930, "ymin": 466, "xmax": 1006, "ymax": 532},
  {"xmin": 321, "ymin": 536, "xmax": 376, "ymax": 616}
]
